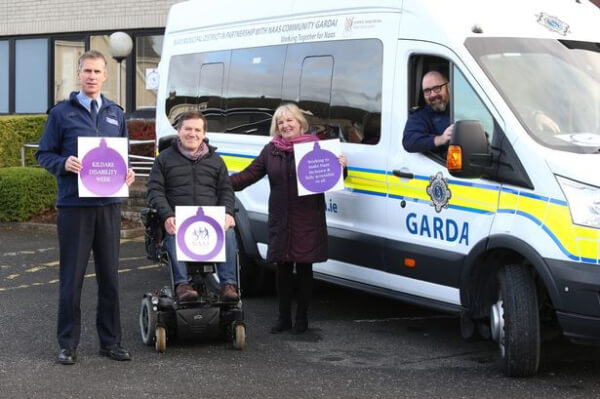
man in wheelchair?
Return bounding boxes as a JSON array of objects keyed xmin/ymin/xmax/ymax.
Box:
[{"xmin": 146, "ymin": 110, "xmax": 238, "ymax": 302}]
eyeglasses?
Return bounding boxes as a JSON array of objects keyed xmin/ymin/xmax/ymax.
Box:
[{"xmin": 423, "ymin": 82, "xmax": 448, "ymax": 96}]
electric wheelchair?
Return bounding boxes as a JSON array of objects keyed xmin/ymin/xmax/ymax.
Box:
[{"xmin": 139, "ymin": 206, "xmax": 246, "ymax": 353}]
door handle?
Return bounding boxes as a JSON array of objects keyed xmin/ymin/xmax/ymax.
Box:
[{"xmin": 392, "ymin": 170, "xmax": 414, "ymax": 179}]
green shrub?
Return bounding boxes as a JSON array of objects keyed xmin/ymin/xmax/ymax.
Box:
[
  {"xmin": 0, "ymin": 167, "xmax": 57, "ymax": 222},
  {"xmin": 0, "ymin": 115, "xmax": 47, "ymax": 168}
]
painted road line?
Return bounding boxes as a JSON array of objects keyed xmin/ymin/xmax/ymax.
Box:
[
  {"xmin": 0, "ymin": 263, "xmax": 160, "ymax": 292},
  {"xmin": 1, "ymin": 247, "xmax": 56, "ymax": 257}
]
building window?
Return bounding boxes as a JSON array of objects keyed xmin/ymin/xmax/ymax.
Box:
[
  {"xmin": 91, "ymin": 35, "xmax": 126, "ymax": 109},
  {"xmin": 135, "ymin": 35, "xmax": 162, "ymax": 110},
  {"xmin": 54, "ymin": 39, "xmax": 85, "ymax": 103},
  {"xmin": 15, "ymin": 39, "xmax": 48, "ymax": 113},
  {"xmin": 0, "ymin": 41, "xmax": 8, "ymax": 113}
]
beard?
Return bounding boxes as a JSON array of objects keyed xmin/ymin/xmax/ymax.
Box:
[{"xmin": 429, "ymin": 98, "xmax": 447, "ymax": 112}]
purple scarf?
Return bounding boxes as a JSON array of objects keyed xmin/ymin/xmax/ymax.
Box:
[
  {"xmin": 177, "ymin": 138, "xmax": 209, "ymax": 161},
  {"xmin": 271, "ymin": 133, "xmax": 318, "ymax": 152}
]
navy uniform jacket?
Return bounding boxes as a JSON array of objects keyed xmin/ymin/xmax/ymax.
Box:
[
  {"xmin": 36, "ymin": 91, "xmax": 127, "ymax": 207},
  {"xmin": 402, "ymin": 105, "xmax": 450, "ymax": 156}
]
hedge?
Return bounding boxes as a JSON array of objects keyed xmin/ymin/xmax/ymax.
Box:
[
  {"xmin": 0, "ymin": 115, "xmax": 47, "ymax": 168},
  {"xmin": 0, "ymin": 115, "xmax": 156, "ymax": 166},
  {"xmin": 0, "ymin": 167, "xmax": 57, "ymax": 222}
]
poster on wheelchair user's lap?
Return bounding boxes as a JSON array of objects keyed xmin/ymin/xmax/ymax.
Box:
[{"xmin": 175, "ymin": 206, "xmax": 226, "ymax": 262}]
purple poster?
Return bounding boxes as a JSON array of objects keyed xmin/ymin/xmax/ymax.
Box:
[
  {"xmin": 294, "ymin": 139, "xmax": 344, "ymax": 196},
  {"xmin": 176, "ymin": 206, "xmax": 226, "ymax": 262},
  {"xmin": 78, "ymin": 137, "xmax": 129, "ymax": 197}
]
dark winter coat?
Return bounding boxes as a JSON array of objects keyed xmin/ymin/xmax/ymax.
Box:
[
  {"xmin": 230, "ymin": 142, "xmax": 327, "ymax": 264},
  {"xmin": 146, "ymin": 140, "xmax": 235, "ymax": 224},
  {"xmin": 36, "ymin": 91, "xmax": 127, "ymax": 207}
]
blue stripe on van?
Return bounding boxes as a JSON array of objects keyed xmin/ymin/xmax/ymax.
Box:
[
  {"xmin": 541, "ymin": 225, "xmax": 580, "ymax": 262},
  {"xmin": 446, "ymin": 179, "xmax": 501, "ymax": 191}
]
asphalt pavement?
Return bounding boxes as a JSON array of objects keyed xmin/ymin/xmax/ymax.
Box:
[{"xmin": 1, "ymin": 225, "xmax": 600, "ymax": 398}]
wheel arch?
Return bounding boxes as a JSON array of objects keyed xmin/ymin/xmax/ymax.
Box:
[{"xmin": 460, "ymin": 234, "xmax": 562, "ymax": 319}]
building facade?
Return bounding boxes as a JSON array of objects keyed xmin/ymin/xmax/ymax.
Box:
[
  {"xmin": 0, "ymin": 0, "xmax": 181, "ymax": 117},
  {"xmin": 1, "ymin": 0, "xmax": 599, "ymax": 117}
]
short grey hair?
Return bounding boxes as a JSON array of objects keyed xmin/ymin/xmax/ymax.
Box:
[{"xmin": 78, "ymin": 50, "xmax": 107, "ymax": 72}]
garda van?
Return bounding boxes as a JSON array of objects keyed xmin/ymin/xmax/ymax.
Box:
[{"xmin": 155, "ymin": 0, "xmax": 600, "ymax": 376}]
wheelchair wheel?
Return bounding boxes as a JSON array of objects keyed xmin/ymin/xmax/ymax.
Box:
[
  {"xmin": 156, "ymin": 326, "xmax": 167, "ymax": 353},
  {"xmin": 139, "ymin": 297, "xmax": 156, "ymax": 346},
  {"xmin": 233, "ymin": 323, "xmax": 246, "ymax": 350}
]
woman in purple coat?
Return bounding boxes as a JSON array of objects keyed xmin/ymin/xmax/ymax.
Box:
[{"xmin": 230, "ymin": 103, "xmax": 347, "ymax": 334}]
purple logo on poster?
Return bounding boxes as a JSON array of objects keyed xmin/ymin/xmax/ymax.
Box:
[
  {"xmin": 80, "ymin": 138, "xmax": 127, "ymax": 196},
  {"xmin": 297, "ymin": 141, "xmax": 341, "ymax": 193},
  {"xmin": 177, "ymin": 207, "xmax": 224, "ymax": 261}
]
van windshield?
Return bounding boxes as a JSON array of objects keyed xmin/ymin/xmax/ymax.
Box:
[{"xmin": 465, "ymin": 37, "xmax": 600, "ymax": 153}]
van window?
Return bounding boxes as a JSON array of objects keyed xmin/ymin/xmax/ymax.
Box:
[
  {"xmin": 166, "ymin": 51, "xmax": 229, "ymax": 126},
  {"xmin": 466, "ymin": 37, "xmax": 600, "ymax": 154},
  {"xmin": 452, "ymin": 65, "xmax": 494, "ymax": 141},
  {"xmin": 300, "ymin": 56, "xmax": 334, "ymax": 138},
  {"xmin": 226, "ymin": 46, "xmax": 286, "ymax": 135},
  {"xmin": 285, "ymin": 39, "xmax": 383, "ymax": 144},
  {"xmin": 164, "ymin": 39, "xmax": 383, "ymax": 143}
]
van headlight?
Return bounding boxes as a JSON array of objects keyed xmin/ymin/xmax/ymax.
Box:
[{"xmin": 556, "ymin": 175, "xmax": 600, "ymax": 229}]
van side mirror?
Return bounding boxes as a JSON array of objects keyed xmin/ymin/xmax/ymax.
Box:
[{"xmin": 447, "ymin": 120, "xmax": 492, "ymax": 178}]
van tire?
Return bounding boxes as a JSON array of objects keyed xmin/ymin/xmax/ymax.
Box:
[
  {"xmin": 235, "ymin": 229, "xmax": 273, "ymax": 296},
  {"xmin": 493, "ymin": 264, "xmax": 540, "ymax": 377}
]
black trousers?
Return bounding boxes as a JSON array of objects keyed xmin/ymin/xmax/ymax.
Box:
[
  {"xmin": 276, "ymin": 262, "xmax": 313, "ymax": 322},
  {"xmin": 56, "ymin": 204, "xmax": 122, "ymax": 349}
]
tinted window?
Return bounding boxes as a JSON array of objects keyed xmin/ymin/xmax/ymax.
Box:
[
  {"xmin": 300, "ymin": 56, "xmax": 334, "ymax": 138},
  {"xmin": 166, "ymin": 51, "xmax": 229, "ymax": 126},
  {"xmin": 226, "ymin": 45, "xmax": 286, "ymax": 135},
  {"xmin": 164, "ymin": 39, "xmax": 383, "ymax": 143},
  {"xmin": 285, "ymin": 40, "xmax": 383, "ymax": 143}
]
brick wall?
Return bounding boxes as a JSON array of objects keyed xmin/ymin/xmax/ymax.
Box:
[{"xmin": 0, "ymin": 0, "xmax": 182, "ymax": 36}]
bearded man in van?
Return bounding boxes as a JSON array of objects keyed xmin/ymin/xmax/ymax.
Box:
[{"xmin": 402, "ymin": 70, "xmax": 453, "ymax": 157}]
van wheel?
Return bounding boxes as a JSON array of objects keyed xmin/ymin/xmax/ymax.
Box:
[
  {"xmin": 490, "ymin": 264, "xmax": 540, "ymax": 377},
  {"xmin": 139, "ymin": 297, "xmax": 156, "ymax": 345},
  {"xmin": 235, "ymin": 229, "xmax": 273, "ymax": 296}
]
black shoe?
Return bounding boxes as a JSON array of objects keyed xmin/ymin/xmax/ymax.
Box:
[
  {"xmin": 57, "ymin": 348, "xmax": 77, "ymax": 365},
  {"xmin": 99, "ymin": 345, "xmax": 132, "ymax": 361},
  {"xmin": 270, "ymin": 318, "xmax": 292, "ymax": 334},
  {"xmin": 292, "ymin": 319, "xmax": 308, "ymax": 334}
]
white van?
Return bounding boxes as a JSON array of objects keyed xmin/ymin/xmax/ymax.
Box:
[{"xmin": 155, "ymin": 0, "xmax": 600, "ymax": 376}]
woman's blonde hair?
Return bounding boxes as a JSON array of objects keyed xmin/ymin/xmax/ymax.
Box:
[{"xmin": 269, "ymin": 103, "xmax": 309, "ymax": 137}]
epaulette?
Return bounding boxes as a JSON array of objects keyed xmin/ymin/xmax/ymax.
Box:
[{"xmin": 46, "ymin": 100, "xmax": 67, "ymax": 114}]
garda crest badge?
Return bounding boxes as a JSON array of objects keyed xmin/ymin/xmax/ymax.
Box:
[{"xmin": 426, "ymin": 172, "xmax": 451, "ymax": 213}]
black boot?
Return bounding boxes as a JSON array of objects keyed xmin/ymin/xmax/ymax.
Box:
[
  {"xmin": 293, "ymin": 263, "xmax": 312, "ymax": 334},
  {"xmin": 271, "ymin": 262, "xmax": 293, "ymax": 334}
]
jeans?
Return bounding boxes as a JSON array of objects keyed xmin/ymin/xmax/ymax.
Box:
[{"xmin": 164, "ymin": 228, "xmax": 237, "ymax": 287}]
